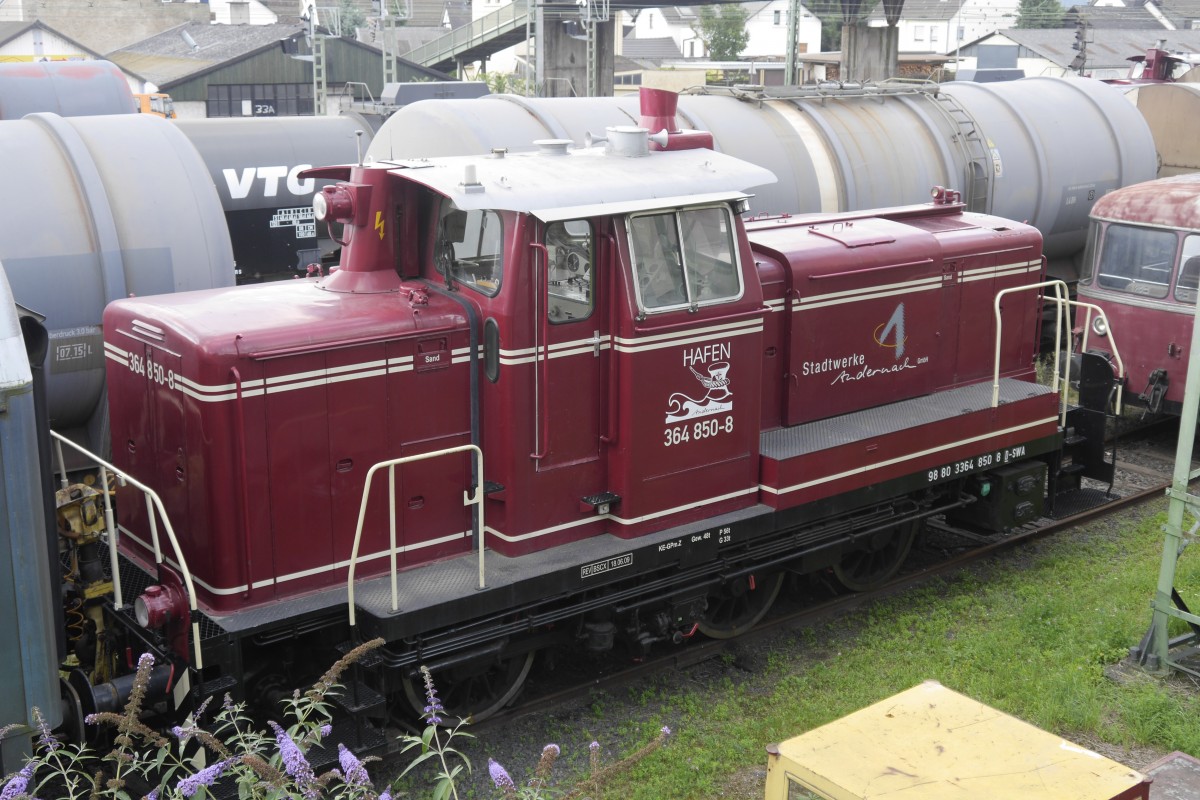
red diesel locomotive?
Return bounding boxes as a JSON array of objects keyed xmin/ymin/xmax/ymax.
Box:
[{"xmin": 86, "ymin": 90, "xmax": 1113, "ymax": 728}]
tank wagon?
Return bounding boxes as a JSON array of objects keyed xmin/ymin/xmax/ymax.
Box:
[
  {"xmin": 0, "ymin": 113, "xmax": 233, "ymax": 459},
  {"xmin": 366, "ymin": 78, "xmax": 1157, "ymax": 285},
  {"xmin": 1076, "ymin": 173, "xmax": 1200, "ymax": 415},
  {"xmin": 174, "ymin": 116, "xmax": 371, "ymax": 283},
  {"xmin": 54, "ymin": 90, "xmax": 1115, "ymax": 731},
  {"xmin": 0, "ymin": 61, "xmax": 135, "ymax": 120}
]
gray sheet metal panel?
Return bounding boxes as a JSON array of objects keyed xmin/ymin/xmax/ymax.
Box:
[
  {"xmin": 941, "ymin": 77, "xmax": 1157, "ymax": 263},
  {"xmin": 0, "ymin": 60, "xmax": 135, "ymax": 120},
  {"xmin": 0, "ymin": 113, "xmax": 234, "ymax": 452},
  {"xmin": 0, "ymin": 261, "xmax": 60, "ymax": 773}
]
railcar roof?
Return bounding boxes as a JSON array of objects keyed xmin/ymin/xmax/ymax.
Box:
[
  {"xmin": 373, "ymin": 145, "xmax": 778, "ymax": 222},
  {"xmin": 1092, "ymin": 172, "xmax": 1200, "ymax": 231}
]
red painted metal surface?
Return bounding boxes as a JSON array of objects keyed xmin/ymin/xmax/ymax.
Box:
[{"xmin": 103, "ymin": 137, "xmax": 1053, "ymax": 617}]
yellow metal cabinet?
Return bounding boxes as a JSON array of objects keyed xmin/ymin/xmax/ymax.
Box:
[{"xmin": 765, "ymin": 681, "xmax": 1149, "ymax": 800}]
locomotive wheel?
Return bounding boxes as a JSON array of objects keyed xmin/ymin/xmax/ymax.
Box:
[
  {"xmin": 697, "ymin": 572, "xmax": 785, "ymax": 639},
  {"xmin": 833, "ymin": 520, "xmax": 920, "ymax": 592},
  {"xmin": 401, "ymin": 650, "xmax": 535, "ymax": 723}
]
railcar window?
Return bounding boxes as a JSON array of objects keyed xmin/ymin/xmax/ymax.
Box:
[
  {"xmin": 1096, "ymin": 223, "xmax": 1174, "ymax": 299},
  {"xmin": 437, "ymin": 203, "xmax": 503, "ymax": 296},
  {"xmin": 1175, "ymin": 235, "xmax": 1200, "ymax": 304},
  {"xmin": 629, "ymin": 205, "xmax": 740, "ymax": 312},
  {"xmin": 546, "ymin": 220, "xmax": 594, "ymax": 323}
]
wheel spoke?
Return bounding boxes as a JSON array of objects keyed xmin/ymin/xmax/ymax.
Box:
[
  {"xmin": 833, "ymin": 521, "xmax": 919, "ymax": 592},
  {"xmin": 401, "ymin": 650, "xmax": 535, "ymax": 723},
  {"xmin": 697, "ymin": 572, "xmax": 784, "ymax": 639}
]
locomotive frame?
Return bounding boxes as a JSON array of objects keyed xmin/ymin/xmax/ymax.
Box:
[{"xmin": 52, "ymin": 90, "xmax": 1119, "ymax": 737}]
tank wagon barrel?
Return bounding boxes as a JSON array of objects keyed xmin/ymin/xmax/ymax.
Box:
[
  {"xmin": 0, "ymin": 113, "xmax": 234, "ymax": 457},
  {"xmin": 0, "ymin": 61, "xmax": 135, "ymax": 120},
  {"xmin": 367, "ymin": 78, "xmax": 1157, "ymax": 282},
  {"xmin": 173, "ymin": 116, "xmax": 373, "ymax": 283}
]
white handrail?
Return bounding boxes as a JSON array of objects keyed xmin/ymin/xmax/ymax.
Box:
[
  {"xmin": 992, "ymin": 279, "xmax": 1125, "ymax": 424},
  {"xmin": 347, "ymin": 445, "xmax": 485, "ymax": 628},
  {"xmin": 50, "ymin": 431, "xmax": 204, "ymax": 670}
]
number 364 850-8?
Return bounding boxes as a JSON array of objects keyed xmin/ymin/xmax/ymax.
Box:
[{"xmin": 664, "ymin": 415, "xmax": 733, "ymax": 447}]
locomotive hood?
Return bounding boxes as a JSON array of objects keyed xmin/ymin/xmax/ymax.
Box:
[{"xmin": 104, "ymin": 278, "xmax": 466, "ymax": 359}]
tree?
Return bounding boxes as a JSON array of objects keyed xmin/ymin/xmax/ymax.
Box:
[
  {"xmin": 338, "ymin": 0, "xmax": 367, "ymax": 37},
  {"xmin": 1014, "ymin": 0, "xmax": 1064, "ymax": 29},
  {"xmin": 693, "ymin": 4, "xmax": 750, "ymax": 61}
]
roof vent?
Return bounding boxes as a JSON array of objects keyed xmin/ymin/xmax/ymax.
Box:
[
  {"xmin": 533, "ymin": 139, "xmax": 571, "ymax": 156},
  {"xmin": 605, "ymin": 126, "xmax": 649, "ymax": 158}
]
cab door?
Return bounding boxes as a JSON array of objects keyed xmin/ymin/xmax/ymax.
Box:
[{"xmin": 536, "ymin": 218, "xmax": 607, "ymax": 470}]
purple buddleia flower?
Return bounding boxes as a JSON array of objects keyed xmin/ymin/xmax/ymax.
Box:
[
  {"xmin": 419, "ymin": 666, "xmax": 444, "ymax": 726},
  {"xmin": 488, "ymin": 758, "xmax": 516, "ymax": 797},
  {"xmin": 32, "ymin": 709, "xmax": 60, "ymax": 754},
  {"xmin": 269, "ymin": 722, "xmax": 318, "ymax": 798},
  {"xmin": 143, "ymin": 790, "xmax": 159, "ymax": 800},
  {"xmin": 175, "ymin": 758, "xmax": 234, "ymax": 798},
  {"xmin": 661, "ymin": 726, "xmax": 671, "ymax": 737},
  {"xmin": 0, "ymin": 763, "xmax": 34, "ymax": 800},
  {"xmin": 379, "ymin": 791, "xmax": 392, "ymax": 800},
  {"xmin": 319, "ymin": 724, "xmax": 332, "ymax": 739},
  {"xmin": 337, "ymin": 743, "xmax": 370, "ymax": 787}
]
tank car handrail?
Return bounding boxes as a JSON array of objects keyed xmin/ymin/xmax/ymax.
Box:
[
  {"xmin": 347, "ymin": 444, "xmax": 486, "ymax": 628},
  {"xmin": 49, "ymin": 430, "xmax": 204, "ymax": 670},
  {"xmin": 992, "ymin": 281, "xmax": 1125, "ymax": 423}
]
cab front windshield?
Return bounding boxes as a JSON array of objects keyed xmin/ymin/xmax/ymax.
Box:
[{"xmin": 1086, "ymin": 221, "xmax": 1200, "ymax": 304}]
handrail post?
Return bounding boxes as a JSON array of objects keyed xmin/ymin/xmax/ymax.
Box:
[
  {"xmin": 49, "ymin": 431, "xmax": 204, "ymax": 669},
  {"xmin": 991, "ymin": 280, "xmax": 1124, "ymax": 419},
  {"xmin": 347, "ymin": 444, "xmax": 486, "ymax": 628}
]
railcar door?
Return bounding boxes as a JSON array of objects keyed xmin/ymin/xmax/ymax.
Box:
[
  {"xmin": 535, "ymin": 218, "xmax": 607, "ymax": 470},
  {"xmin": 605, "ymin": 203, "xmax": 764, "ymax": 536}
]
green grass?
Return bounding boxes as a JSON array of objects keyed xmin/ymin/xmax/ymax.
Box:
[{"xmin": 568, "ymin": 502, "xmax": 1200, "ymax": 799}]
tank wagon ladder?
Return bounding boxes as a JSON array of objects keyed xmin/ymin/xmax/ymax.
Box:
[{"xmin": 929, "ymin": 90, "xmax": 994, "ymax": 214}]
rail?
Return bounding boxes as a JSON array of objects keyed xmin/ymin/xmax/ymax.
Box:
[
  {"xmin": 346, "ymin": 444, "xmax": 486, "ymax": 628},
  {"xmin": 406, "ymin": 2, "xmax": 528, "ymax": 68},
  {"xmin": 992, "ymin": 280, "xmax": 1125, "ymax": 425},
  {"xmin": 50, "ymin": 431, "xmax": 204, "ymax": 670}
]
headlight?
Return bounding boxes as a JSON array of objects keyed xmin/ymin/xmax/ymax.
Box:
[{"xmin": 1091, "ymin": 316, "xmax": 1108, "ymax": 337}]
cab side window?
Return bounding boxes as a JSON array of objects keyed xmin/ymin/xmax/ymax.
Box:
[
  {"xmin": 547, "ymin": 220, "xmax": 594, "ymax": 323},
  {"xmin": 437, "ymin": 203, "xmax": 503, "ymax": 296},
  {"xmin": 630, "ymin": 205, "xmax": 741, "ymax": 312}
]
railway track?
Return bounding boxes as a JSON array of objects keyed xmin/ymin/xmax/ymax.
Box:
[{"xmin": 456, "ymin": 417, "xmax": 1190, "ymax": 734}]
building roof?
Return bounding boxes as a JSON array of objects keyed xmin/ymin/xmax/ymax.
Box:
[
  {"xmin": 108, "ymin": 20, "xmax": 450, "ymax": 90},
  {"xmin": 0, "ymin": 19, "xmax": 108, "ymax": 59},
  {"xmin": 1067, "ymin": 1, "xmax": 1168, "ymax": 28},
  {"xmin": 971, "ymin": 27, "xmax": 1200, "ymax": 69},
  {"xmin": 1157, "ymin": 0, "xmax": 1200, "ymax": 27},
  {"xmin": 867, "ymin": 0, "xmax": 966, "ymax": 22},
  {"xmin": 659, "ymin": 5, "xmax": 699, "ymax": 24},
  {"xmin": 107, "ymin": 22, "xmax": 310, "ymax": 86},
  {"xmin": 622, "ymin": 34, "xmax": 684, "ymax": 59}
]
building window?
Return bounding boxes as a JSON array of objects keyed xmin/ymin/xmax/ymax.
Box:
[
  {"xmin": 206, "ymin": 84, "xmax": 314, "ymax": 117},
  {"xmin": 913, "ymin": 25, "xmax": 924, "ymax": 40},
  {"xmin": 931, "ymin": 27, "xmax": 938, "ymax": 42},
  {"xmin": 773, "ymin": 9, "xmax": 782, "ymax": 24}
]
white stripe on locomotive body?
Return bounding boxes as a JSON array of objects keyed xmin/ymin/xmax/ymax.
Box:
[
  {"xmin": 791, "ymin": 260, "xmax": 1038, "ymax": 312},
  {"xmin": 763, "ymin": 299, "xmax": 786, "ymax": 313},
  {"xmin": 119, "ymin": 524, "xmax": 469, "ymax": 596},
  {"xmin": 759, "ymin": 415, "xmax": 1058, "ymax": 496},
  {"xmin": 796, "ymin": 275, "xmax": 947, "ymax": 311}
]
